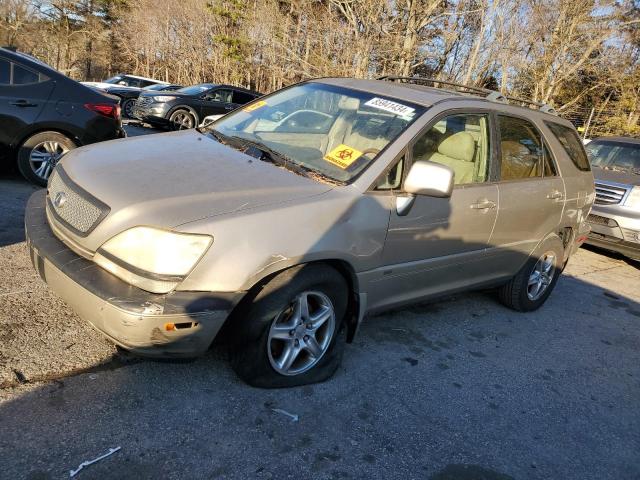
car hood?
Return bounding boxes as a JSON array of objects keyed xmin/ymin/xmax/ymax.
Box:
[
  {"xmin": 592, "ymin": 167, "xmax": 640, "ymax": 187},
  {"xmin": 57, "ymin": 130, "xmax": 333, "ymax": 248}
]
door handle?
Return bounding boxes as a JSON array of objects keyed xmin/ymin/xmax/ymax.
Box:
[
  {"xmin": 470, "ymin": 200, "xmax": 496, "ymax": 210},
  {"xmin": 10, "ymin": 100, "xmax": 38, "ymax": 107},
  {"xmin": 546, "ymin": 190, "xmax": 564, "ymax": 200}
]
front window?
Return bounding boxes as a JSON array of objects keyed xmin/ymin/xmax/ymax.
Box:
[
  {"xmin": 207, "ymin": 83, "xmax": 425, "ymax": 183},
  {"xmin": 585, "ymin": 141, "xmax": 640, "ymax": 175},
  {"xmin": 413, "ymin": 113, "xmax": 490, "ymax": 185}
]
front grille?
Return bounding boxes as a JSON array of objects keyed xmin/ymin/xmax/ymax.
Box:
[
  {"xmin": 47, "ymin": 168, "xmax": 109, "ymax": 236},
  {"xmin": 594, "ymin": 181, "xmax": 629, "ymax": 205},
  {"xmin": 136, "ymin": 96, "xmax": 153, "ymax": 108}
]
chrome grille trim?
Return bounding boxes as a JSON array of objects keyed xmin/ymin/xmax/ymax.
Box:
[
  {"xmin": 47, "ymin": 168, "xmax": 110, "ymax": 237},
  {"xmin": 594, "ymin": 181, "xmax": 630, "ymax": 206}
]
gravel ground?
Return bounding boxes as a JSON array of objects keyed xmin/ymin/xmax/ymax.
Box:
[{"xmin": 1, "ymin": 124, "xmax": 639, "ymax": 479}]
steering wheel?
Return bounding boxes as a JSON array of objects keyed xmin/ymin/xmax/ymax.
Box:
[{"xmin": 360, "ymin": 148, "xmax": 381, "ymax": 159}]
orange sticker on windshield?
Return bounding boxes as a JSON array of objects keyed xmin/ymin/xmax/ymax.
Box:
[
  {"xmin": 243, "ymin": 100, "xmax": 267, "ymax": 112},
  {"xmin": 324, "ymin": 144, "xmax": 363, "ymax": 169}
]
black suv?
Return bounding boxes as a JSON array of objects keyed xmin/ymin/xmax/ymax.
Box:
[
  {"xmin": 0, "ymin": 48, "xmax": 124, "ymax": 186},
  {"xmin": 133, "ymin": 83, "xmax": 261, "ymax": 130}
]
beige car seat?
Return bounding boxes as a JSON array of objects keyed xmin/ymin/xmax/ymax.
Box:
[
  {"xmin": 425, "ymin": 131, "xmax": 477, "ymax": 184},
  {"xmin": 501, "ymin": 140, "xmax": 539, "ymax": 179}
]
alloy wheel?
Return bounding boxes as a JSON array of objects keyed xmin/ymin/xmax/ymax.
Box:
[
  {"xmin": 29, "ymin": 140, "xmax": 69, "ymax": 181},
  {"xmin": 267, "ymin": 291, "xmax": 336, "ymax": 376},
  {"xmin": 527, "ymin": 251, "xmax": 556, "ymax": 301},
  {"xmin": 171, "ymin": 111, "xmax": 194, "ymax": 130},
  {"xmin": 123, "ymin": 99, "xmax": 135, "ymax": 118}
]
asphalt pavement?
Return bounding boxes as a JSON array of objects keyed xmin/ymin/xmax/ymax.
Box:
[{"xmin": 0, "ymin": 124, "xmax": 639, "ymax": 480}]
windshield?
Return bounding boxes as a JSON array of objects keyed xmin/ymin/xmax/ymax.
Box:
[
  {"xmin": 208, "ymin": 83, "xmax": 425, "ymax": 182},
  {"xmin": 178, "ymin": 84, "xmax": 214, "ymax": 95},
  {"xmin": 586, "ymin": 140, "xmax": 640, "ymax": 174}
]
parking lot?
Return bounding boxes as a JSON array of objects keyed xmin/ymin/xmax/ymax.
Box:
[{"xmin": 0, "ymin": 124, "xmax": 639, "ymax": 480}]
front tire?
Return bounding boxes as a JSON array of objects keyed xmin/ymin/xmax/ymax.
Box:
[
  {"xmin": 169, "ymin": 108, "xmax": 198, "ymax": 131},
  {"xmin": 498, "ymin": 240, "xmax": 564, "ymax": 312},
  {"xmin": 230, "ymin": 264, "xmax": 348, "ymax": 388},
  {"xmin": 121, "ymin": 98, "xmax": 136, "ymax": 119},
  {"xmin": 17, "ymin": 132, "xmax": 76, "ymax": 187}
]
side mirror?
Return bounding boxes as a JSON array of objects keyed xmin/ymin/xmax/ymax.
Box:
[
  {"xmin": 395, "ymin": 160, "xmax": 454, "ymax": 216},
  {"xmin": 404, "ymin": 160, "xmax": 454, "ymax": 198}
]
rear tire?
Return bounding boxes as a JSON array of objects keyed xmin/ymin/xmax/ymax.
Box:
[
  {"xmin": 230, "ymin": 264, "xmax": 348, "ymax": 388},
  {"xmin": 17, "ymin": 132, "xmax": 76, "ymax": 187},
  {"xmin": 497, "ymin": 239, "xmax": 564, "ymax": 312}
]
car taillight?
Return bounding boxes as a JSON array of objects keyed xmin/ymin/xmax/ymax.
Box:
[{"xmin": 84, "ymin": 103, "xmax": 119, "ymax": 119}]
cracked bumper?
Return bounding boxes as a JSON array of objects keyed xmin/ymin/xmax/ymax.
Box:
[{"xmin": 25, "ymin": 190, "xmax": 245, "ymax": 357}]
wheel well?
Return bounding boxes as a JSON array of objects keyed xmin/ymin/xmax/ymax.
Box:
[
  {"xmin": 168, "ymin": 105, "xmax": 199, "ymax": 122},
  {"xmin": 217, "ymin": 259, "xmax": 361, "ymax": 347},
  {"xmin": 15, "ymin": 128, "xmax": 81, "ymax": 153}
]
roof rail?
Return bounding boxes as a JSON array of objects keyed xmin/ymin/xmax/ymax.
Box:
[{"xmin": 377, "ymin": 75, "xmax": 558, "ymax": 115}]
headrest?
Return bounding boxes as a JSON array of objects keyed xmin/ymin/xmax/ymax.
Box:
[
  {"xmin": 338, "ymin": 97, "xmax": 360, "ymax": 111},
  {"xmin": 437, "ymin": 132, "xmax": 475, "ymax": 162}
]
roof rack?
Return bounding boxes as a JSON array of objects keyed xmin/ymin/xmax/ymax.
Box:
[{"xmin": 377, "ymin": 76, "xmax": 558, "ymax": 115}]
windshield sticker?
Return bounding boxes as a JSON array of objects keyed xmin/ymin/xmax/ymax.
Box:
[
  {"xmin": 243, "ymin": 100, "xmax": 267, "ymax": 113},
  {"xmin": 324, "ymin": 144, "xmax": 363, "ymax": 169},
  {"xmin": 364, "ymin": 97, "xmax": 415, "ymax": 117}
]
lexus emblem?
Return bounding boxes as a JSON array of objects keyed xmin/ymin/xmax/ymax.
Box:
[{"xmin": 53, "ymin": 192, "xmax": 67, "ymax": 209}]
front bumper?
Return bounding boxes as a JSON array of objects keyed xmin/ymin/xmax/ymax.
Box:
[
  {"xmin": 25, "ymin": 190, "xmax": 244, "ymax": 357},
  {"xmin": 132, "ymin": 103, "xmax": 170, "ymax": 124},
  {"xmin": 586, "ymin": 204, "xmax": 640, "ymax": 259}
]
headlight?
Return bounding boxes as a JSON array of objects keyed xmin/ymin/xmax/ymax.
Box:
[
  {"xmin": 624, "ymin": 186, "xmax": 640, "ymax": 209},
  {"xmin": 94, "ymin": 227, "xmax": 212, "ymax": 294},
  {"xmin": 153, "ymin": 96, "xmax": 176, "ymax": 102}
]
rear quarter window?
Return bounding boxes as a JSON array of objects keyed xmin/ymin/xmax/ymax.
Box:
[{"xmin": 545, "ymin": 122, "xmax": 591, "ymax": 172}]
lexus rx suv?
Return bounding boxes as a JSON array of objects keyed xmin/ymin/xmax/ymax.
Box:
[{"xmin": 25, "ymin": 77, "xmax": 594, "ymax": 387}]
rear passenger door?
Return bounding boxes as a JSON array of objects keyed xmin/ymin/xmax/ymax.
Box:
[
  {"xmin": 370, "ymin": 112, "xmax": 500, "ymax": 310},
  {"xmin": 489, "ymin": 115, "xmax": 565, "ymax": 272},
  {"xmin": 0, "ymin": 56, "xmax": 54, "ymax": 158}
]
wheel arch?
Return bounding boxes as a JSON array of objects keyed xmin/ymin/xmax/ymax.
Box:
[
  {"xmin": 167, "ymin": 104, "xmax": 199, "ymax": 124},
  {"xmin": 220, "ymin": 258, "xmax": 362, "ymax": 346},
  {"xmin": 15, "ymin": 126, "xmax": 82, "ymax": 154}
]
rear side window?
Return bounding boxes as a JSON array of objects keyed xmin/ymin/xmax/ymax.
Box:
[
  {"xmin": 498, "ymin": 116, "xmax": 543, "ymax": 180},
  {"xmin": 545, "ymin": 122, "xmax": 591, "ymax": 171},
  {"xmin": 0, "ymin": 59, "xmax": 9, "ymax": 85},
  {"xmin": 12, "ymin": 63, "xmax": 40, "ymax": 84}
]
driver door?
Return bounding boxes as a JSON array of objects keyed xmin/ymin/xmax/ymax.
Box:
[
  {"xmin": 200, "ymin": 88, "xmax": 234, "ymax": 118},
  {"xmin": 367, "ymin": 112, "xmax": 501, "ymax": 311}
]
